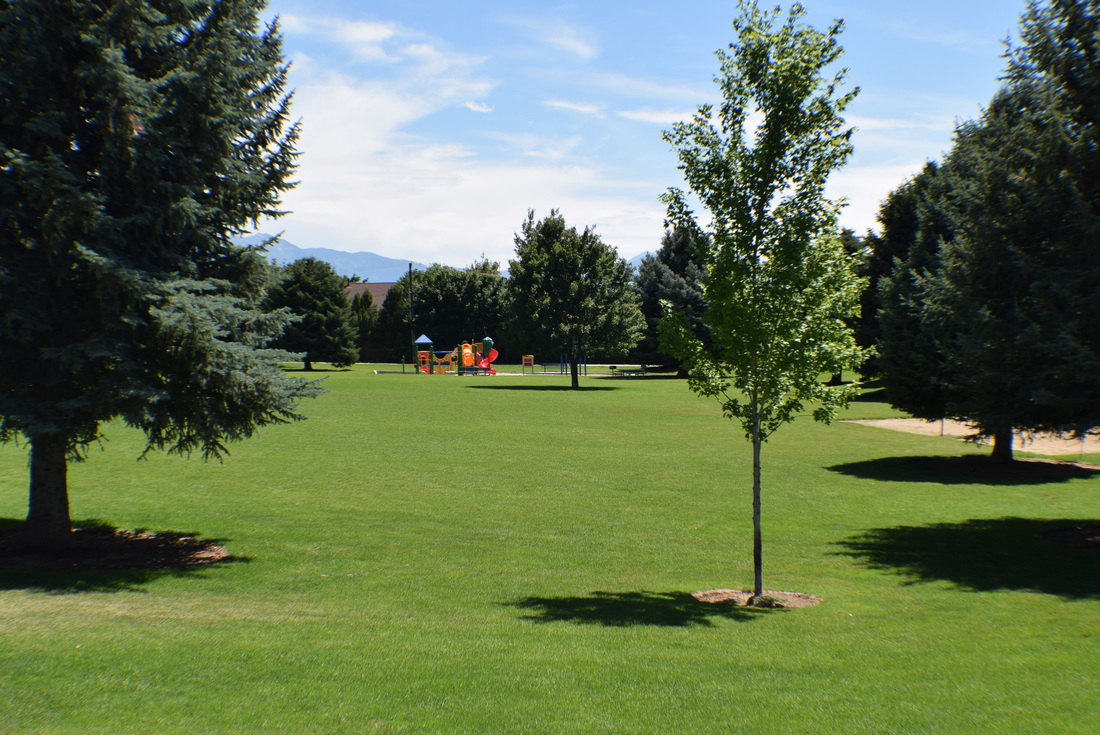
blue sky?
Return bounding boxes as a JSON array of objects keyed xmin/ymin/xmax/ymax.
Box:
[{"xmin": 260, "ymin": 0, "xmax": 1026, "ymax": 268}]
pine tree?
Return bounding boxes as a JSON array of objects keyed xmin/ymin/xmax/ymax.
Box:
[
  {"xmin": 263, "ymin": 258, "xmax": 359, "ymax": 370},
  {"xmin": 0, "ymin": 0, "xmax": 319, "ymax": 548},
  {"xmin": 634, "ymin": 228, "xmax": 709, "ymax": 368},
  {"xmin": 874, "ymin": 0, "xmax": 1100, "ymax": 461}
]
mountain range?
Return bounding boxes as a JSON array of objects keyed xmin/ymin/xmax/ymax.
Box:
[
  {"xmin": 238, "ymin": 234, "xmax": 650, "ymax": 282},
  {"xmin": 238, "ymin": 234, "xmax": 427, "ymax": 283}
]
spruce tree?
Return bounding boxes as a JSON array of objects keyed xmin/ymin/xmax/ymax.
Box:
[
  {"xmin": 634, "ymin": 228, "xmax": 709, "ymax": 368},
  {"xmin": 263, "ymin": 258, "xmax": 359, "ymax": 370},
  {"xmin": 874, "ymin": 0, "xmax": 1100, "ymax": 461},
  {"xmin": 0, "ymin": 0, "xmax": 319, "ymax": 548}
]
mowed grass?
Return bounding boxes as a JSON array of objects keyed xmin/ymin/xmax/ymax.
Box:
[{"xmin": 1, "ymin": 367, "xmax": 1097, "ymax": 734}]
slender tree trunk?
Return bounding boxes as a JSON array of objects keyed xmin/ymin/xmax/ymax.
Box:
[
  {"xmin": 303, "ymin": 358, "xmax": 313, "ymax": 371},
  {"xmin": 25, "ymin": 433, "xmax": 72, "ymax": 550},
  {"xmin": 990, "ymin": 426, "xmax": 1014, "ymax": 463},
  {"xmin": 570, "ymin": 353, "xmax": 580, "ymax": 389},
  {"xmin": 751, "ymin": 403, "xmax": 763, "ymax": 600}
]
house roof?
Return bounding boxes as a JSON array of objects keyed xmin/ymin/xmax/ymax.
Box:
[{"xmin": 344, "ymin": 282, "xmax": 396, "ymax": 309}]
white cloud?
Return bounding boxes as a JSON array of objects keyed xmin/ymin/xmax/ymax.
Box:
[
  {"xmin": 544, "ymin": 100, "xmax": 606, "ymax": 118},
  {"xmin": 618, "ymin": 107, "xmax": 693, "ymax": 125},
  {"xmin": 465, "ymin": 101, "xmax": 493, "ymax": 113}
]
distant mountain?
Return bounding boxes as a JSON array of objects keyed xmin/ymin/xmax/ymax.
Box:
[
  {"xmin": 238, "ymin": 234, "xmax": 426, "ymax": 283},
  {"xmin": 627, "ymin": 252, "xmax": 653, "ymax": 271}
]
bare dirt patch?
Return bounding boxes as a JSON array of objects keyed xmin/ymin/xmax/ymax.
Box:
[
  {"xmin": 693, "ymin": 588, "xmax": 823, "ymax": 609},
  {"xmin": 847, "ymin": 418, "xmax": 1100, "ymax": 457}
]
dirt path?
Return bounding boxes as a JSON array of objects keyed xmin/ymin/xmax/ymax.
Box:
[{"xmin": 846, "ymin": 418, "xmax": 1100, "ymax": 457}]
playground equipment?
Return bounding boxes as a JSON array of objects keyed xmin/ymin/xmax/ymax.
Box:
[{"xmin": 415, "ymin": 334, "xmax": 498, "ymax": 375}]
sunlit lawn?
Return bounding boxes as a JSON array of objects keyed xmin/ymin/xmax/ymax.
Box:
[{"xmin": 1, "ymin": 366, "xmax": 1096, "ymax": 733}]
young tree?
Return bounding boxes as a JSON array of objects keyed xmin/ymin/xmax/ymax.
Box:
[
  {"xmin": 508, "ymin": 210, "xmax": 645, "ymax": 389},
  {"xmin": 635, "ymin": 228, "xmax": 710, "ymax": 369},
  {"xmin": 263, "ymin": 258, "xmax": 359, "ymax": 370},
  {"xmin": 660, "ymin": 1, "xmax": 866, "ymax": 601},
  {"xmin": 0, "ymin": 0, "xmax": 320, "ymax": 549}
]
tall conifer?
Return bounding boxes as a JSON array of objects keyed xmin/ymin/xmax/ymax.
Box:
[{"xmin": 0, "ymin": 0, "xmax": 319, "ymax": 547}]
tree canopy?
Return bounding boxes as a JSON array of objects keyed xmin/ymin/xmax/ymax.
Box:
[
  {"xmin": 376, "ymin": 260, "xmax": 508, "ymax": 361},
  {"xmin": 0, "ymin": 0, "xmax": 319, "ymax": 548},
  {"xmin": 635, "ymin": 228, "xmax": 710, "ymax": 369},
  {"xmin": 263, "ymin": 257, "xmax": 359, "ymax": 370},
  {"xmin": 508, "ymin": 210, "xmax": 644, "ymax": 388},
  {"xmin": 660, "ymin": 1, "xmax": 866, "ymax": 599},
  {"xmin": 874, "ymin": 0, "xmax": 1100, "ymax": 461}
]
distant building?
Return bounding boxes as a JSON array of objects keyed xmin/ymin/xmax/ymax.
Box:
[{"xmin": 345, "ymin": 282, "xmax": 395, "ymax": 309}]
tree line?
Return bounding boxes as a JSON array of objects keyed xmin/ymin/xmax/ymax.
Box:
[
  {"xmin": 267, "ymin": 210, "xmax": 713, "ymax": 383},
  {"xmin": 3, "ymin": 0, "xmax": 1098, "ymax": 561}
]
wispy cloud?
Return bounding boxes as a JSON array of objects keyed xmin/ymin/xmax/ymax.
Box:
[
  {"xmin": 544, "ymin": 100, "xmax": 606, "ymax": 118},
  {"xmin": 465, "ymin": 101, "xmax": 493, "ymax": 113},
  {"xmin": 503, "ymin": 15, "xmax": 600, "ymax": 61},
  {"xmin": 617, "ymin": 107, "xmax": 692, "ymax": 125}
]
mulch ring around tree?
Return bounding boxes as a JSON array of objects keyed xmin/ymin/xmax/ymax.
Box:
[
  {"xmin": 693, "ymin": 588, "xmax": 823, "ymax": 609},
  {"xmin": 0, "ymin": 527, "xmax": 230, "ymax": 571}
]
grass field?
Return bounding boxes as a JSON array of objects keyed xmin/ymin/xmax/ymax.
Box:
[{"xmin": 1, "ymin": 366, "xmax": 1097, "ymax": 734}]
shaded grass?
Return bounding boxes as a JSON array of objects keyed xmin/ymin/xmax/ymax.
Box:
[{"xmin": 0, "ymin": 368, "xmax": 1097, "ymax": 733}]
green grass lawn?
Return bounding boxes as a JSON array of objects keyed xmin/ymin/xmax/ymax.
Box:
[{"xmin": 1, "ymin": 367, "xmax": 1097, "ymax": 734}]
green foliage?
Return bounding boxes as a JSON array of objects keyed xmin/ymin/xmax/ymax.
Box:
[
  {"xmin": 874, "ymin": 0, "xmax": 1100, "ymax": 459},
  {"xmin": 376, "ymin": 260, "xmax": 508, "ymax": 360},
  {"xmin": 634, "ymin": 228, "xmax": 710, "ymax": 366},
  {"xmin": 661, "ymin": 1, "xmax": 866, "ymax": 597},
  {"xmin": 0, "ymin": 0, "xmax": 319, "ymax": 542},
  {"xmin": 508, "ymin": 209, "xmax": 644, "ymax": 386},
  {"xmin": 348, "ymin": 289, "xmax": 378, "ymax": 362},
  {"xmin": 263, "ymin": 257, "xmax": 359, "ymax": 369},
  {"xmin": 661, "ymin": 1, "xmax": 866, "ymax": 441}
]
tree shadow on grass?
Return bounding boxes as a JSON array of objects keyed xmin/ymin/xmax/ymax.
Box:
[
  {"xmin": 506, "ymin": 590, "xmax": 776, "ymax": 626},
  {"xmin": 835, "ymin": 517, "xmax": 1100, "ymax": 599},
  {"xmin": 827, "ymin": 455, "xmax": 1100, "ymax": 486},
  {"xmin": 465, "ymin": 384, "xmax": 619, "ymax": 392},
  {"xmin": 0, "ymin": 518, "xmax": 248, "ymax": 593}
]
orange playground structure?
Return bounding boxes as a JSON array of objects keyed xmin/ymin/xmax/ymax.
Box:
[{"xmin": 414, "ymin": 335, "xmax": 499, "ymax": 375}]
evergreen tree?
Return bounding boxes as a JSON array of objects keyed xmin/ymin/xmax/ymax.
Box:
[
  {"xmin": 0, "ymin": 0, "xmax": 319, "ymax": 548},
  {"xmin": 349, "ymin": 289, "xmax": 379, "ymax": 363},
  {"xmin": 660, "ymin": 1, "xmax": 866, "ymax": 600},
  {"xmin": 634, "ymin": 228, "xmax": 709, "ymax": 368},
  {"xmin": 263, "ymin": 258, "xmax": 359, "ymax": 370},
  {"xmin": 508, "ymin": 210, "xmax": 644, "ymax": 389},
  {"xmin": 875, "ymin": 0, "xmax": 1100, "ymax": 461}
]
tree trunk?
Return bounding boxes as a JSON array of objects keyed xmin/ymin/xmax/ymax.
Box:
[
  {"xmin": 570, "ymin": 353, "xmax": 580, "ymax": 389},
  {"xmin": 303, "ymin": 358, "xmax": 313, "ymax": 371},
  {"xmin": 990, "ymin": 426, "xmax": 1014, "ymax": 463},
  {"xmin": 25, "ymin": 433, "xmax": 72, "ymax": 550},
  {"xmin": 751, "ymin": 405, "xmax": 763, "ymax": 600}
]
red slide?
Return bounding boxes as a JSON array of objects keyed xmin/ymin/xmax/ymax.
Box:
[{"xmin": 477, "ymin": 348, "xmax": 499, "ymax": 375}]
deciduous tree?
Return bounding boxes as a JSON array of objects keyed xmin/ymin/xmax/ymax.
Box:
[
  {"xmin": 660, "ymin": 1, "xmax": 866, "ymax": 600},
  {"xmin": 508, "ymin": 210, "xmax": 644, "ymax": 389}
]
